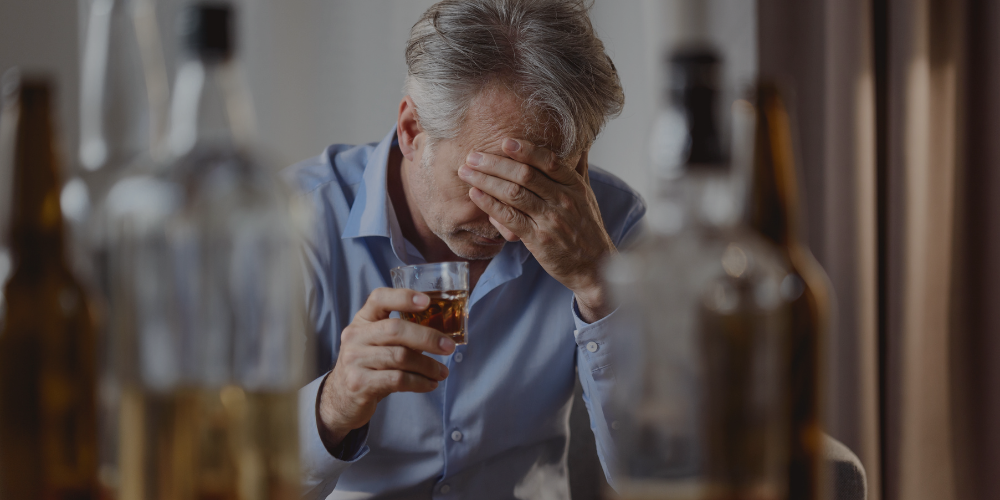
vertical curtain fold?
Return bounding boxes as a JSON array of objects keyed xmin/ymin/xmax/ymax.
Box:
[
  {"xmin": 884, "ymin": 0, "xmax": 962, "ymax": 499},
  {"xmin": 950, "ymin": 1, "xmax": 1000, "ymax": 499}
]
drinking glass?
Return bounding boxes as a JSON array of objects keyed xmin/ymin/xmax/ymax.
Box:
[{"xmin": 390, "ymin": 262, "xmax": 470, "ymax": 345}]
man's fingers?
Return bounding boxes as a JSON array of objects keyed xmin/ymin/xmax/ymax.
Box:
[
  {"xmin": 458, "ymin": 164, "xmax": 545, "ymax": 215},
  {"xmin": 463, "ymin": 151, "xmax": 556, "ymax": 201},
  {"xmin": 367, "ymin": 318, "xmax": 457, "ymax": 355},
  {"xmin": 489, "ymin": 216, "xmax": 520, "ymax": 242},
  {"xmin": 468, "ymin": 187, "xmax": 533, "ymax": 239},
  {"xmin": 372, "ymin": 370, "xmax": 440, "ymax": 395},
  {"xmin": 501, "ymin": 138, "xmax": 579, "ymax": 185},
  {"xmin": 356, "ymin": 345, "xmax": 449, "ymax": 381},
  {"xmin": 355, "ymin": 287, "xmax": 430, "ymax": 323}
]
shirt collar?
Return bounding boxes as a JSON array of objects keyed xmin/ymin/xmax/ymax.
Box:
[{"xmin": 341, "ymin": 126, "xmax": 399, "ymax": 241}]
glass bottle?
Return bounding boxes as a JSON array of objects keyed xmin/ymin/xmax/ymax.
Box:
[
  {"xmin": 110, "ymin": 3, "xmax": 306, "ymax": 499},
  {"xmin": 64, "ymin": 1, "xmax": 171, "ymax": 494},
  {"xmin": 63, "ymin": 0, "xmax": 170, "ymax": 234},
  {"xmin": 0, "ymin": 70, "xmax": 20, "ymax": 320},
  {"xmin": 746, "ymin": 84, "xmax": 833, "ymax": 500},
  {"xmin": 0, "ymin": 75, "xmax": 100, "ymax": 500},
  {"xmin": 607, "ymin": 49, "xmax": 792, "ymax": 500}
]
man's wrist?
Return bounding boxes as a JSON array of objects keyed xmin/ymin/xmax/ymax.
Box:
[
  {"xmin": 315, "ymin": 372, "xmax": 351, "ymax": 452},
  {"xmin": 574, "ymin": 283, "xmax": 615, "ymax": 323}
]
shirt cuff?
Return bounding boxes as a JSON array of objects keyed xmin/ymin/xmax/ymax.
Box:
[
  {"xmin": 299, "ymin": 372, "xmax": 370, "ymax": 488},
  {"xmin": 571, "ymin": 297, "xmax": 617, "ymax": 370}
]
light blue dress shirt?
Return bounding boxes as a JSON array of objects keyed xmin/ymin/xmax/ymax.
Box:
[{"xmin": 286, "ymin": 127, "xmax": 646, "ymax": 499}]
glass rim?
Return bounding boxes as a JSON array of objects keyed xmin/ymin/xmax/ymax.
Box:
[{"xmin": 390, "ymin": 261, "xmax": 469, "ymax": 273}]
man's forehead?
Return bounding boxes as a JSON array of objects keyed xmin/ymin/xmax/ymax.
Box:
[{"xmin": 457, "ymin": 84, "xmax": 561, "ymax": 155}]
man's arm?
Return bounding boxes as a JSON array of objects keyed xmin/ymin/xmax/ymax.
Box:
[
  {"xmin": 300, "ymin": 288, "xmax": 456, "ymax": 498},
  {"xmin": 460, "ymin": 143, "xmax": 646, "ymax": 488}
]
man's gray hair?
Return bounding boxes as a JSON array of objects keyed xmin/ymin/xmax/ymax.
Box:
[{"xmin": 404, "ymin": 0, "xmax": 624, "ymax": 157}]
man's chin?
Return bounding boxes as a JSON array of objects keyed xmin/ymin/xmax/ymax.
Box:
[{"xmin": 447, "ymin": 235, "xmax": 506, "ymax": 261}]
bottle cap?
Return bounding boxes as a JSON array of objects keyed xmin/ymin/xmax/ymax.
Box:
[
  {"xmin": 181, "ymin": 2, "xmax": 234, "ymax": 61},
  {"xmin": 665, "ymin": 46, "xmax": 725, "ymax": 168}
]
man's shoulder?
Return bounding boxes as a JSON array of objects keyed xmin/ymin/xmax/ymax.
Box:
[
  {"xmin": 588, "ymin": 166, "xmax": 644, "ymax": 206},
  {"xmin": 281, "ymin": 141, "xmax": 378, "ymax": 196},
  {"xmin": 587, "ymin": 165, "xmax": 647, "ymax": 243}
]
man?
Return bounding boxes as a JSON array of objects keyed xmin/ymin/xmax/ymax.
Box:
[{"xmin": 288, "ymin": 1, "xmax": 645, "ymax": 497}]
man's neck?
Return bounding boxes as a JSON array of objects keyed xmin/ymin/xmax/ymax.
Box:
[{"xmin": 387, "ymin": 145, "xmax": 491, "ymax": 289}]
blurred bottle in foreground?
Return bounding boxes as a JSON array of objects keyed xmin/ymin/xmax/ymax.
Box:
[
  {"xmin": 0, "ymin": 72, "xmax": 18, "ymax": 322},
  {"xmin": 0, "ymin": 74, "xmax": 100, "ymax": 500},
  {"xmin": 63, "ymin": 0, "xmax": 171, "ymax": 494},
  {"xmin": 63, "ymin": 0, "xmax": 170, "ymax": 255},
  {"xmin": 746, "ymin": 84, "xmax": 833, "ymax": 500},
  {"xmin": 606, "ymin": 49, "xmax": 791, "ymax": 500},
  {"xmin": 109, "ymin": 3, "xmax": 306, "ymax": 499}
]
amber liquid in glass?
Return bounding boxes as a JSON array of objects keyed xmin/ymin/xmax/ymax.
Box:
[{"xmin": 401, "ymin": 290, "xmax": 468, "ymax": 345}]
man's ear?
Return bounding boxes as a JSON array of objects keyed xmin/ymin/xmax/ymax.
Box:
[{"xmin": 397, "ymin": 96, "xmax": 424, "ymax": 162}]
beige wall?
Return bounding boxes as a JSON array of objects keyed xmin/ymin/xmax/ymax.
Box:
[{"xmin": 1, "ymin": 0, "xmax": 756, "ymax": 207}]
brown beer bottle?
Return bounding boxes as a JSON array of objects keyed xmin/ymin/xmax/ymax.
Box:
[
  {"xmin": 0, "ymin": 75, "xmax": 99, "ymax": 499},
  {"xmin": 746, "ymin": 83, "xmax": 833, "ymax": 500}
]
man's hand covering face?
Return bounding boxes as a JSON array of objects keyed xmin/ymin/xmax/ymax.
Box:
[{"xmin": 458, "ymin": 138, "xmax": 617, "ymax": 322}]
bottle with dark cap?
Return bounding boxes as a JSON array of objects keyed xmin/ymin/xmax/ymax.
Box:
[
  {"xmin": 605, "ymin": 48, "xmax": 793, "ymax": 499},
  {"xmin": 107, "ymin": 3, "xmax": 307, "ymax": 499},
  {"xmin": 0, "ymin": 73, "xmax": 100, "ymax": 500}
]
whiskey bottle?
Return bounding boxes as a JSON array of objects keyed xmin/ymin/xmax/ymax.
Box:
[
  {"xmin": 68, "ymin": 1, "xmax": 171, "ymax": 494},
  {"xmin": 607, "ymin": 49, "xmax": 792, "ymax": 500},
  {"xmin": 110, "ymin": 4, "xmax": 306, "ymax": 499}
]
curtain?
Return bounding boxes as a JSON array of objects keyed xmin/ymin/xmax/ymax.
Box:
[
  {"xmin": 948, "ymin": 1, "xmax": 1000, "ymax": 499},
  {"xmin": 759, "ymin": 0, "xmax": 1000, "ymax": 499}
]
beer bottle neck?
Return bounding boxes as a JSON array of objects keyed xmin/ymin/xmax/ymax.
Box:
[
  {"xmin": 746, "ymin": 85, "xmax": 801, "ymax": 249},
  {"xmin": 10, "ymin": 82, "xmax": 68, "ymax": 271}
]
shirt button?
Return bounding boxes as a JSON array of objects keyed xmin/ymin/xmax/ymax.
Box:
[
  {"xmin": 440, "ymin": 484, "xmax": 451, "ymax": 494},
  {"xmin": 451, "ymin": 430, "xmax": 463, "ymax": 442},
  {"xmin": 586, "ymin": 341, "xmax": 599, "ymax": 353},
  {"xmin": 454, "ymin": 352, "xmax": 463, "ymax": 363},
  {"xmin": 611, "ymin": 420, "xmax": 620, "ymax": 430}
]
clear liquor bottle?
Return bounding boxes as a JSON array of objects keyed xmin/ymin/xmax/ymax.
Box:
[
  {"xmin": 65, "ymin": 1, "xmax": 171, "ymax": 494},
  {"xmin": 63, "ymin": 0, "xmax": 170, "ymax": 241},
  {"xmin": 109, "ymin": 3, "xmax": 307, "ymax": 499},
  {"xmin": 607, "ymin": 49, "xmax": 792, "ymax": 500},
  {"xmin": 746, "ymin": 84, "xmax": 833, "ymax": 500},
  {"xmin": 0, "ymin": 75, "xmax": 100, "ymax": 500}
]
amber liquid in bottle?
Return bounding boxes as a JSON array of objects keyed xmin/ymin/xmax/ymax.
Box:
[
  {"xmin": 0, "ymin": 79, "xmax": 99, "ymax": 499},
  {"xmin": 746, "ymin": 84, "xmax": 832, "ymax": 500},
  {"xmin": 400, "ymin": 290, "xmax": 469, "ymax": 345},
  {"xmin": 116, "ymin": 387, "xmax": 299, "ymax": 500}
]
